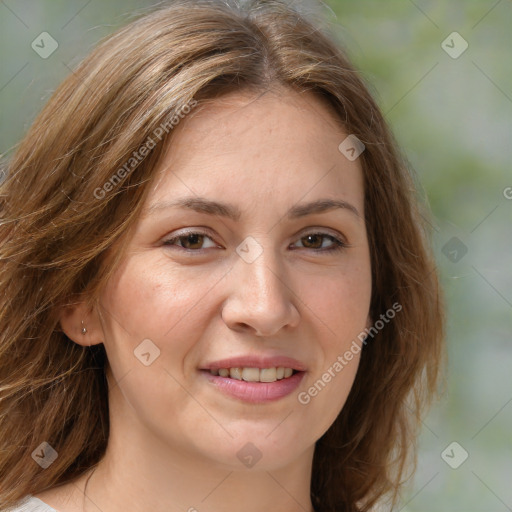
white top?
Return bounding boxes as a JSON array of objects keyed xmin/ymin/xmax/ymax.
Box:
[{"xmin": 8, "ymin": 496, "xmax": 57, "ymax": 512}]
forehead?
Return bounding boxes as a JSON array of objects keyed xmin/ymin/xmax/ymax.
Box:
[
  {"xmin": 164, "ymin": 88, "xmax": 347, "ymax": 156},
  {"xmin": 146, "ymin": 88, "xmax": 365, "ymax": 217}
]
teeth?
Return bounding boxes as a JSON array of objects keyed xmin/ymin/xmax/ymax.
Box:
[
  {"xmin": 242, "ymin": 367, "xmax": 260, "ymax": 382},
  {"xmin": 259, "ymin": 368, "xmax": 277, "ymax": 382},
  {"xmin": 229, "ymin": 367, "xmax": 242, "ymax": 380},
  {"xmin": 209, "ymin": 367, "xmax": 296, "ymax": 382}
]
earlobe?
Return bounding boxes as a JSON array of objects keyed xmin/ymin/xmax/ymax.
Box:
[{"xmin": 59, "ymin": 300, "xmax": 104, "ymax": 347}]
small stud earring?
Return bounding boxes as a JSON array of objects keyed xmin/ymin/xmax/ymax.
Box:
[{"xmin": 81, "ymin": 321, "xmax": 87, "ymax": 335}]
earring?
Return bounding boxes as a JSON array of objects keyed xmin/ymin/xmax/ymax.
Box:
[{"xmin": 81, "ymin": 321, "xmax": 87, "ymax": 335}]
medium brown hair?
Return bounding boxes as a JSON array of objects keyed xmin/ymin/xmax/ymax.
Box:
[{"xmin": 0, "ymin": 0, "xmax": 444, "ymax": 510}]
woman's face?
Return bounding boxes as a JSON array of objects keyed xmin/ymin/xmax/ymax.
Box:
[{"xmin": 97, "ymin": 89, "xmax": 372, "ymax": 471}]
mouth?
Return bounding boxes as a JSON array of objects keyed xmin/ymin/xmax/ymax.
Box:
[
  {"xmin": 199, "ymin": 356, "xmax": 306, "ymax": 403},
  {"xmin": 200, "ymin": 356, "xmax": 306, "ymax": 403}
]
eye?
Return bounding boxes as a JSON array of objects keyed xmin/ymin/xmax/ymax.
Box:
[
  {"xmin": 162, "ymin": 230, "xmax": 218, "ymax": 251},
  {"xmin": 162, "ymin": 229, "xmax": 348, "ymax": 254},
  {"xmin": 291, "ymin": 232, "xmax": 347, "ymax": 253}
]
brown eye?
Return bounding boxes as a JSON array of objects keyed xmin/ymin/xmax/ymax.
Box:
[
  {"xmin": 301, "ymin": 234, "xmax": 324, "ymax": 249},
  {"xmin": 163, "ymin": 231, "xmax": 217, "ymax": 251},
  {"xmin": 180, "ymin": 233, "xmax": 205, "ymax": 249},
  {"xmin": 292, "ymin": 232, "xmax": 347, "ymax": 253}
]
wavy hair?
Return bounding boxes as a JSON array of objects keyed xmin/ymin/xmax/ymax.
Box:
[{"xmin": 0, "ymin": 0, "xmax": 444, "ymax": 510}]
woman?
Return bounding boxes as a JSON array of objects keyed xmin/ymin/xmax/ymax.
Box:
[{"xmin": 0, "ymin": 0, "xmax": 444, "ymax": 510}]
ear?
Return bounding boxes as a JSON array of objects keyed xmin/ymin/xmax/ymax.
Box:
[{"xmin": 59, "ymin": 299, "xmax": 104, "ymax": 347}]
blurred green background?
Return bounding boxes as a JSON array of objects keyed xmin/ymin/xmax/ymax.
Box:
[{"xmin": 1, "ymin": 1, "xmax": 511, "ymax": 510}]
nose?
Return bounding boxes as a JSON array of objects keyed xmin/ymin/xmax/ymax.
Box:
[{"xmin": 221, "ymin": 247, "xmax": 300, "ymax": 337}]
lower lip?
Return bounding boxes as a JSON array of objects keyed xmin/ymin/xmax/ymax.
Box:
[{"xmin": 201, "ymin": 370, "xmax": 305, "ymax": 403}]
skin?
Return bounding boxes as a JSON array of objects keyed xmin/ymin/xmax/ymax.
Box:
[{"xmin": 35, "ymin": 88, "xmax": 372, "ymax": 512}]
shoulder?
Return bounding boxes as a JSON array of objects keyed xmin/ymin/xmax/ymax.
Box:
[{"xmin": 6, "ymin": 496, "xmax": 58, "ymax": 512}]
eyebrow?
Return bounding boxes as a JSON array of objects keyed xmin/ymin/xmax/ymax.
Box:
[{"xmin": 145, "ymin": 197, "xmax": 361, "ymax": 221}]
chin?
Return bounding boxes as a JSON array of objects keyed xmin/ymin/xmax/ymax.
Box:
[{"xmin": 188, "ymin": 426, "xmax": 312, "ymax": 472}]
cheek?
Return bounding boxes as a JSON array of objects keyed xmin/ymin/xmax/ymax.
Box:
[
  {"xmin": 99, "ymin": 257, "xmax": 210, "ymax": 429},
  {"xmin": 101, "ymin": 255, "xmax": 210, "ymax": 343},
  {"xmin": 294, "ymin": 258, "xmax": 370, "ymax": 437},
  {"xmin": 301, "ymin": 258, "xmax": 371, "ymax": 336},
  {"xmin": 98, "ymin": 255, "xmax": 210, "ymax": 395},
  {"xmin": 296, "ymin": 348, "xmax": 362, "ymax": 445}
]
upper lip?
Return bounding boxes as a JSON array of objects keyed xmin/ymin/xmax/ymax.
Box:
[{"xmin": 201, "ymin": 355, "xmax": 307, "ymax": 372}]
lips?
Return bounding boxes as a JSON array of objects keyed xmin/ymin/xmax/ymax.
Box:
[{"xmin": 200, "ymin": 355, "xmax": 306, "ymax": 403}]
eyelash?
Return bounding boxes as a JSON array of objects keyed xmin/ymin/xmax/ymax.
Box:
[{"xmin": 162, "ymin": 229, "xmax": 348, "ymax": 254}]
